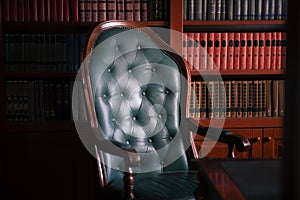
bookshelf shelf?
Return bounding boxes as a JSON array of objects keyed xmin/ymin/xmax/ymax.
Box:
[
  {"xmin": 183, "ymin": 20, "xmax": 287, "ymax": 32},
  {"xmin": 192, "ymin": 117, "xmax": 283, "ymax": 129},
  {"xmin": 3, "ymin": 21, "xmax": 169, "ymax": 33}
]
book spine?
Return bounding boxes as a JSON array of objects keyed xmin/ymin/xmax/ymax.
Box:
[
  {"xmin": 24, "ymin": 0, "xmax": 31, "ymax": 21},
  {"xmin": 281, "ymin": 32, "xmax": 287, "ymax": 69},
  {"xmin": 98, "ymin": 0, "xmax": 106, "ymax": 21},
  {"xmin": 276, "ymin": 32, "xmax": 282, "ymax": 70},
  {"xmin": 275, "ymin": 0, "xmax": 282, "ymax": 20},
  {"xmin": 240, "ymin": 0, "xmax": 247, "ymax": 20},
  {"xmin": 79, "ymin": 0, "xmax": 85, "ymax": 22},
  {"xmin": 213, "ymin": 32, "xmax": 221, "ymax": 70},
  {"xmin": 227, "ymin": 32, "xmax": 234, "ymax": 70},
  {"xmin": 266, "ymin": 80, "xmax": 272, "ymax": 117},
  {"xmin": 270, "ymin": 32, "xmax": 277, "ymax": 69},
  {"xmin": 255, "ymin": 0, "xmax": 262, "ymax": 20},
  {"xmin": 264, "ymin": 32, "xmax": 272, "ymax": 70},
  {"xmin": 187, "ymin": 33, "xmax": 194, "ymax": 70},
  {"xmin": 236, "ymin": 81, "xmax": 243, "ymax": 117},
  {"xmin": 278, "ymin": 80, "xmax": 285, "ymax": 116},
  {"xmin": 219, "ymin": 81, "xmax": 225, "ymax": 118},
  {"xmin": 51, "ymin": 0, "xmax": 57, "ymax": 21},
  {"xmin": 239, "ymin": 32, "xmax": 247, "ymax": 70},
  {"xmin": 258, "ymin": 32, "xmax": 265, "ymax": 70},
  {"xmin": 85, "ymin": 0, "xmax": 92, "ymax": 22},
  {"xmin": 213, "ymin": 81, "xmax": 220, "ymax": 118},
  {"xmin": 189, "ymin": 82, "xmax": 196, "ymax": 118},
  {"xmin": 199, "ymin": 32, "xmax": 207, "ymax": 70},
  {"xmin": 187, "ymin": 0, "xmax": 194, "ymax": 20},
  {"xmin": 91, "ymin": 0, "xmax": 98, "ymax": 21},
  {"xmin": 182, "ymin": 33, "xmax": 188, "ymax": 64},
  {"xmin": 215, "ymin": 0, "xmax": 221, "ymax": 20},
  {"xmin": 200, "ymin": 81, "xmax": 207, "ymax": 118},
  {"xmin": 194, "ymin": 82, "xmax": 200, "ymax": 118},
  {"xmin": 246, "ymin": 32, "xmax": 253, "ymax": 70},
  {"xmin": 194, "ymin": 0, "xmax": 202, "ymax": 20},
  {"xmin": 253, "ymin": 80, "xmax": 259, "ymax": 117},
  {"xmin": 225, "ymin": 81, "xmax": 231, "ymax": 118},
  {"xmin": 230, "ymin": 81, "xmax": 236, "ymax": 118},
  {"xmin": 262, "ymin": 0, "xmax": 269, "ymax": 20},
  {"xmin": 140, "ymin": 0, "xmax": 147, "ymax": 21},
  {"xmin": 220, "ymin": 32, "xmax": 228, "ymax": 70},
  {"xmin": 248, "ymin": 0, "xmax": 255, "ymax": 20},
  {"xmin": 9, "ymin": 0, "xmax": 17, "ymax": 22},
  {"xmin": 260, "ymin": 80, "xmax": 267, "ymax": 117},
  {"xmin": 30, "ymin": 0, "xmax": 38, "ymax": 22},
  {"xmin": 234, "ymin": 0, "xmax": 241, "ymax": 20},
  {"xmin": 18, "ymin": 0, "xmax": 25, "ymax": 22},
  {"xmin": 202, "ymin": 0, "xmax": 207, "ymax": 20},
  {"xmin": 134, "ymin": 0, "xmax": 141, "ymax": 21},
  {"xmin": 242, "ymin": 81, "xmax": 248, "ymax": 117},
  {"xmin": 272, "ymin": 80, "xmax": 279, "ymax": 117},
  {"xmin": 269, "ymin": 0, "xmax": 275, "ymax": 20},
  {"xmin": 252, "ymin": 32, "xmax": 259, "ymax": 70},
  {"xmin": 117, "ymin": 0, "xmax": 125, "ymax": 20},
  {"xmin": 226, "ymin": 0, "xmax": 233, "ymax": 20},
  {"xmin": 207, "ymin": 33, "xmax": 214, "ymax": 70},
  {"xmin": 208, "ymin": 81, "xmax": 214, "ymax": 118},
  {"xmin": 247, "ymin": 81, "xmax": 253, "ymax": 117},
  {"xmin": 70, "ymin": 0, "xmax": 79, "ymax": 21},
  {"xmin": 56, "ymin": 0, "xmax": 64, "ymax": 22},
  {"xmin": 44, "ymin": 0, "xmax": 51, "ymax": 21},
  {"xmin": 2, "ymin": 0, "xmax": 9, "ymax": 22},
  {"xmin": 37, "ymin": 0, "xmax": 45, "ymax": 22},
  {"xmin": 125, "ymin": 0, "xmax": 133, "ymax": 20},
  {"xmin": 221, "ymin": 0, "xmax": 226, "ymax": 20},
  {"xmin": 64, "ymin": 0, "xmax": 70, "ymax": 21},
  {"xmin": 207, "ymin": 0, "xmax": 216, "ymax": 20},
  {"xmin": 193, "ymin": 33, "xmax": 200, "ymax": 70},
  {"xmin": 233, "ymin": 32, "xmax": 240, "ymax": 70}
]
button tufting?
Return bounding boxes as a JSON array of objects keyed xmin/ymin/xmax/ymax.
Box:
[
  {"xmin": 112, "ymin": 118, "xmax": 115, "ymax": 122},
  {"xmin": 120, "ymin": 93, "xmax": 124, "ymax": 97},
  {"xmin": 169, "ymin": 136, "xmax": 173, "ymax": 140},
  {"xmin": 137, "ymin": 45, "xmax": 141, "ymax": 49},
  {"xmin": 142, "ymin": 91, "xmax": 146, "ymax": 96},
  {"xmin": 151, "ymin": 68, "xmax": 156, "ymax": 72},
  {"xmin": 165, "ymin": 90, "xmax": 169, "ymax": 94},
  {"xmin": 107, "ymin": 68, "xmax": 111, "ymax": 72},
  {"xmin": 128, "ymin": 69, "xmax": 132, "ymax": 73},
  {"xmin": 158, "ymin": 114, "xmax": 162, "ymax": 118},
  {"xmin": 126, "ymin": 141, "xmax": 130, "ymax": 145},
  {"xmin": 103, "ymin": 94, "xmax": 107, "ymax": 98},
  {"xmin": 148, "ymin": 138, "xmax": 152, "ymax": 143},
  {"xmin": 115, "ymin": 46, "xmax": 119, "ymax": 51},
  {"xmin": 132, "ymin": 116, "xmax": 136, "ymax": 121}
]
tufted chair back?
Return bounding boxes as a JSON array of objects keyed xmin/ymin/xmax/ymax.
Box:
[{"xmin": 82, "ymin": 21, "xmax": 192, "ymax": 185}]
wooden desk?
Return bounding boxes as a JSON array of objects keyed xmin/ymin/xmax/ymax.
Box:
[{"xmin": 190, "ymin": 159, "xmax": 282, "ymax": 200}]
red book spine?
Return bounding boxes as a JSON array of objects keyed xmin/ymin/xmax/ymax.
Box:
[
  {"xmin": 246, "ymin": 32, "xmax": 253, "ymax": 70},
  {"xmin": 193, "ymin": 33, "xmax": 200, "ymax": 70},
  {"xmin": 276, "ymin": 32, "xmax": 282, "ymax": 69},
  {"xmin": 85, "ymin": 0, "xmax": 92, "ymax": 22},
  {"xmin": 30, "ymin": 0, "xmax": 38, "ymax": 22},
  {"xmin": 207, "ymin": 32, "xmax": 214, "ymax": 70},
  {"xmin": 17, "ymin": 0, "xmax": 25, "ymax": 22},
  {"xmin": 233, "ymin": 32, "xmax": 240, "ymax": 70},
  {"xmin": 79, "ymin": 0, "xmax": 85, "ymax": 22},
  {"xmin": 281, "ymin": 32, "xmax": 287, "ymax": 69},
  {"xmin": 37, "ymin": 0, "xmax": 45, "ymax": 22},
  {"xmin": 64, "ymin": 0, "xmax": 70, "ymax": 22},
  {"xmin": 252, "ymin": 32, "xmax": 259, "ymax": 70},
  {"xmin": 117, "ymin": 0, "xmax": 125, "ymax": 20},
  {"xmin": 199, "ymin": 32, "xmax": 207, "ymax": 70},
  {"xmin": 187, "ymin": 33, "xmax": 194, "ymax": 70},
  {"xmin": 125, "ymin": 0, "xmax": 133, "ymax": 20},
  {"xmin": 258, "ymin": 32, "xmax": 265, "ymax": 70},
  {"xmin": 92, "ymin": 0, "xmax": 98, "ymax": 21},
  {"xmin": 9, "ymin": 0, "xmax": 17, "ymax": 22},
  {"xmin": 182, "ymin": 33, "xmax": 188, "ymax": 64},
  {"xmin": 227, "ymin": 32, "xmax": 234, "ymax": 70},
  {"xmin": 134, "ymin": 0, "xmax": 141, "ymax": 21},
  {"xmin": 2, "ymin": 0, "xmax": 9, "ymax": 22},
  {"xmin": 44, "ymin": 0, "xmax": 51, "ymax": 21},
  {"xmin": 270, "ymin": 32, "xmax": 277, "ymax": 69},
  {"xmin": 57, "ymin": 0, "xmax": 64, "ymax": 22},
  {"xmin": 107, "ymin": 0, "xmax": 117, "ymax": 20},
  {"xmin": 70, "ymin": 0, "xmax": 79, "ymax": 22},
  {"xmin": 213, "ymin": 32, "xmax": 221, "ymax": 69},
  {"xmin": 220, "ymin": 32, "xmax": 228, "ymax": 70},
  {"xmin": 98, "ymin": 0, "xmax": 106, "ymax": 21},
  {"xmin": 51, "ymin": 0, "xmax": 57, "ymax": 21},
  {"xmin": 141, "ymin": 0, "xmax": 147, "ymax": 21},
  {"xmin": 264, "ymin": 32, "xmax": 272, "ymax": 70},
  {"xmin": 24, "ymin": 0, "xmax": 31, "ymax": 21},
  {"xmin": 239, "ymin": 32, "xmax": 247, "ymax": 70}
]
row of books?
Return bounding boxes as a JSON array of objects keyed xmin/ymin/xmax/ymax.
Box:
[
  {"xmin": 184, "ymin": 0, "xmax": 288, "ymax": 20},
  {"xmin": 79, "ymin": 0, "xmax": 168, "ymax": 22},
  {"xmin": 182, "ymin": 32, "xmax": 287, "ymax": 70},
  {"xmin": 5, "ymin": 80, "xmax": 74, "ymax": 121},
  {"xmin": 1, "ymin": 0, "xmax": 168, "ymax": 22},
  {"xmin": 4, "ymin": 33, "xmax": 87, "ymax": 72},
  {"xmin": 189, "ymin": 80, "xmax": 284, "ymax": 119}
]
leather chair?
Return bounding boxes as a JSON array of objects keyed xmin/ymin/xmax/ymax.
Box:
[{"xmin": 79, "ymin": 20, "xmax": 250, "ymax": 200}]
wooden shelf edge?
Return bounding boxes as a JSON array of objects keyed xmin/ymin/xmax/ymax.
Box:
[
  {"xmin": 183, "ymin": 20, "xmax": 286, "ymax": 26},
  {"xmin": 190, "ymin": 69, "xmax": 285, "ymax": 76},
  {"xmin": 190, "ymin": 117, "xmax": 283, "ymax": 128}
]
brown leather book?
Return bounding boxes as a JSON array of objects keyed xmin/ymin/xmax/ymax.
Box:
[
  {"xmin": 117, "ymin": 0, "xmax": 125, "ymax": 20},
  {"xmin": 134, "ymin": 0, "xmax": 141, "ymax": 21},
  {"xmin": 17, "ymin": 0, "xmax": 25, "ymax": 22},
  {"xmin": 281, "ymin": 32, "xmax": 287, "ymax": 69},
  {"xmin": 85, "ymin": 0, "xmax": 92, "ymax": 22},
  {"xmin": 98, "ymin": 0, "xmax": 106, "ymax": 21},
  {"xmin": 193, "ymin": 33, "xmax": 200, "ymax": 70},
  {"xmin": 50, "ymin": 0, "xmax": 57, "ymax": 21},
  {"xmin": 187, "ymin": 33, "xmax": 194, "ymax": 70},
  {"xmin": 64, "ymin": 0, "xmax": 70, "ymax": 21},
  {"xmin": 107, "ymin": 0, "xmax": 117, "ymax": 20},
  {"xmin": 213, "ymin": 32, "xmax": 221, "ymax": 70},
  {"xmin": 207, "ymin": 33, "xmax": 214, "ymax": 70},
  {"xmin": 124, "ymin": 0, "xmax": 133, "ymax": 20},
  {"xmin": 1, "ymin": 0, "xmax": 10, "ymax": 22},
  {"xmin": 70, "ymin": 0, "xmax": 79, "ymax": 21},
  {"xmin": 199, "ymin": 32, "xmax": 207, "ymax": 70},
  {"xmin": 246, "ymin": 32, "xmax": 253, "ymax": 70},
  {"xmin": 258, "ymin": 32, "xmax": 265, "ymax": 70},
  {"xmin": 239, "ymin": 32, "xmax": 247, "ymax": 70},
  {"xmin": 227, "ymin": 32, "xmax": 234, "ymax": 70},
  {"xmin": 79, "ymin": 0, "xmax": 85, "ymax": 21},
  {"xmin": 270, "ymin": 32, "xmax": 277, "ymax": 69},
  {"xmin": 37, "ymin": 0, "xmax": 45, "ymax": 22},
  {"xmin": 264, "ymin": 32, "xmax": 272, "ymax": 70},
  {"xmin": 44, "ymin": 0, "xmax": 51, "ymax": 21},
  {"xmin": 141, "ymin": 0, "xmax": 147, "ymax": 21},
  {"xmin": 276, "ymin": 32, "xmax": 282, "ymax": 70},
  {"xmin": 24, "ymin": 0, "xmax": 31, "ymax": 21},
  {"xmin": 252, "ymin": 32, "xmax": 259, "ymax": 70},
  {"xmin": 233, "ymin": 32, "xmax": 240, "ymax": 70},
  {"xmin": 220, "ymin": 32, "xmax": 228, "ymax": 70}
]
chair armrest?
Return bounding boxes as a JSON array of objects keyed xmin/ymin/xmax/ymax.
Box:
[{"xmin": 186, "ymin": 118, "xmax": 251, "ymax": 153}]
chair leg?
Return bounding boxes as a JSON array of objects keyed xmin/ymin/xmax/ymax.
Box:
[{"xmin": 123, "ymin": 168, "xmax": 135, "ymax": 200}]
